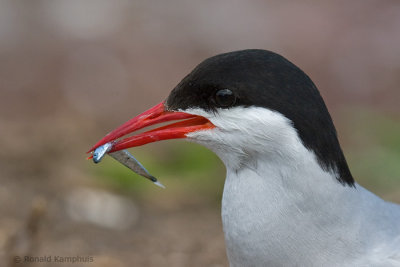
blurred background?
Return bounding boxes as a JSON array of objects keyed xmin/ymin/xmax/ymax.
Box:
[{"xmin": 0, "ymin": 0, "xmax": 399, "ymax": 266}]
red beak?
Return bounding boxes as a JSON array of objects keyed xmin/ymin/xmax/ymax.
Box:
[{"xmin": 88, "ymin": 101, "xmax": 214, "ymax": 154}]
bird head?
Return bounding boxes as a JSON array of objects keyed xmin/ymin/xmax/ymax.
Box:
[{"xmin": 88, "ymin": 49, "xmax": 354, "ymax": 186}]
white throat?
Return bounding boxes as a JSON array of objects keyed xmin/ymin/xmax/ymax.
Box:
[{"xmin": 185, "ymin": 106, "xmax": 400, "ymax": 266}]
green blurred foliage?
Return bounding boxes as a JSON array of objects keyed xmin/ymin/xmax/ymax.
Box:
[{"xmin": 342, "ymin": 109, "xmax": 400, "ymax": 201}]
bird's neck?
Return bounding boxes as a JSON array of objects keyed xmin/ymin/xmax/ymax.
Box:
[{"xmin": 220, "ymin": 148, "xmax": 397, "ymax": 266}]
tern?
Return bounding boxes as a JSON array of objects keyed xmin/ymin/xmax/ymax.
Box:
[{"xmin": 89, "ymin": 49, "xmax": 400, "ymax": 266}]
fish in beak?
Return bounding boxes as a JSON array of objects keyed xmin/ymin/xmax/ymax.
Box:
[{"xmin": 88, "ymin": 101, "xmax": 214, "ymax": 187}]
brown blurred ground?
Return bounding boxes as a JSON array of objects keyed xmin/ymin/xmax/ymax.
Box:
[{"xmin": 0, "ymin": 1, "xmax": 399, "ymax": 266}]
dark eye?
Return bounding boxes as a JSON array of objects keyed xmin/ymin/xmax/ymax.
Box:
[{"xmin": 215, "ymin": 89, "xmax": 236, "ymax": 108}]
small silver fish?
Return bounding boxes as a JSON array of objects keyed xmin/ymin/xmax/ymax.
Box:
[
  {"xmin": 93, "ymin": 142, "xmax": 113, "ymax": 163},
  {"xmin": 92, "ymin": 142, "xmax": 165, "ymax": 188},
  {"xmin": 109, "ymin": 150, "xmax": 165, "ymax": 188}
]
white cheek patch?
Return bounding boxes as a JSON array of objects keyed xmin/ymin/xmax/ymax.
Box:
[
  {"xmin": 183, "ymin": 106, "xmax": 307, "ymax": 171},
  {"xmin": 183, "ymin": 106, "xmax": 300, "ymax": 147}
]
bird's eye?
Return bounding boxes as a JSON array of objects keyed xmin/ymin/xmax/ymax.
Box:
[{"xmin": 215, "ymin": 89, "xmax": 236, "ymax": 108}]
